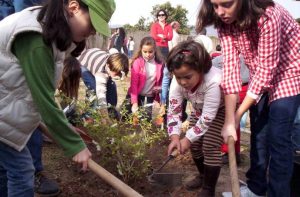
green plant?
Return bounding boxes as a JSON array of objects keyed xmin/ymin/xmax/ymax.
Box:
[{"xmin": 61, "ymin": 92, "xmax": 167, "ymax": 183}]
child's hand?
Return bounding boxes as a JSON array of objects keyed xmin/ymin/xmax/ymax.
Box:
[
  {"xmin": 131, "ymin": 103, "xmax": 138, "ymax": 113},
  {"xmin": 72, "ymin": 147, "xmax": 92, "ymax": 171},
  {"xmin": 221, "ymin": 123, "xmax": 237, "ymax": 144},
  {"xmin": 152, "ymin": 86, "xmax": 161, "ymax": 94},
  {"xmin": 168, "ymin": 135, "xmax": 180, "ymax": 155},
  {"xmin": 159, "ymin": 104, "xmax": 166, "ymax": 116},
  {"xmin": 179, "ymin": 137, "xmax": 191, "ymax": 154}
]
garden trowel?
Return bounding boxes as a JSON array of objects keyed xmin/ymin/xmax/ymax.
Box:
[{"xmin": 148, "ymin": 149, "xmax": 183, "ymax": 187}]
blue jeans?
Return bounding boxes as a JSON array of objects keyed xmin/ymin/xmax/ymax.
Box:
[
  {"xmin": 246, "ymin": 93, "xmax": 300, "ymax": 197},
  {"xmin": 0, "ymin": 141, "xmax": 35, "ymax": 197},
  {"xmin": 0, "ymin": 0, "xmax": 44, "ymax": 20},
  {"xmin": 128, "ymin": 50, "xmax": 133, "ymax": 58},
  {"xmin": 292, "ymin": 106, "xmax": 300, "ymax": 152},
  {"xmin": 27, "ymin": 128, "xmax": 43, "ymax": 173},
  {"xmin": 157, "ymin": 46, "xmax": 169, "ymax": 60},
  {"xmin": 81, "ymin": 67, "xmax": 117, "ymax": 107}
]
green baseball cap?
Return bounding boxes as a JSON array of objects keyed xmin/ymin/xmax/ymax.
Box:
[{"xmin": 81, "ymin": 0, "xmax": 116, "ymax": 37}]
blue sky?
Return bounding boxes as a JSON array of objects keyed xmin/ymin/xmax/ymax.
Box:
[{"xmin": 109, "ymin": 0, "xmax": 300, "ymax": 27}]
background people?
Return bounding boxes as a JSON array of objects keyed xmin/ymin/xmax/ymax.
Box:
[{"xmin": 150, "ymin": 9, "xmax": 173, "ymax": 60}]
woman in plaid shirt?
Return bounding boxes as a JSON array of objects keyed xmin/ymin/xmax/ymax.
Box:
[{"xmin": 196, "ymin": 0, "xmax": 300, "ymax": 197}]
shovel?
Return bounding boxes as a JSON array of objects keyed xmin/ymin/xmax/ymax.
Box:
[
  {"xmin": 228, "ymin": 136, "xmax": 241, "ymax": 197},
  {"xmin": 38, "ymin": 123, "xmax": 143, "ymax": 197},
  {"xmin": 148, "ymin": 149, "xmax": 183, "ymax": 187}
]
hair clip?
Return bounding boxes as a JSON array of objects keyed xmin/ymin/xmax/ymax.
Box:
[{"xmin": 181, "ymin": 50, "xmax": 191, "ymax": 55}]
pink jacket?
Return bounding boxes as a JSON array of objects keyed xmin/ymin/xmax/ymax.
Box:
[{"xmin": 128, "ymin": 57, "xmax": 164, "ymax": 104}]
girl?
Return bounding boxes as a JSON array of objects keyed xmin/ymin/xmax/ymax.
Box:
[
  {"xmin": 127, "ymin": 36, "xmax": 135, "ymax": 59},
  {"xmin": 126, "ymin": 36, "xmax": 164, "ymax": 121},
  {"xmin": 150, "ymin": 9, "xmax": 173, "ymax": 60},
  {"xmin": 196, "ymin": 0, "xmax": 300, "ymax": 196},
  {"xmin": 113, "ymin": 27, "xmax": 128, "ymax": 54},
  {"xmin": 0, "ymin": 0, "xmax": 115, "ymax": 196},
  {"xmin": 167, "ymin": 40, "xmax": 224, "ymax": 197}
]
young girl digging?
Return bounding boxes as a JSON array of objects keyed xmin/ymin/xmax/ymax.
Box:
[
  {"xmin": 197, "ymin": 0, "xmax": 300, "ymax": 196},
  {"xmin": 126, "ymin": 36, "xmax": 164, "ymax": 121},
  {"xmin": 0, "ymin": 0, "xmax": 115, "ymax": 196},
  {"xmin": 167, "ymin": 40, "xmax": 224, "ymax": 197}
]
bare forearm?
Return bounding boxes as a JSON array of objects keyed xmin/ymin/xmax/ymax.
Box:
[{"xmin": 224, "ymin": 94, "xmax": 239, "ymax": 124}]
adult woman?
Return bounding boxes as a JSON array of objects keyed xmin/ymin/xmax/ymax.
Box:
[
  {"xmin": 196, "ymin": 0, "xmax": 300, "ymax": 196},
  {"xmin": 150, "ymin": 9, "xmax": 173, "ymax": 60}
]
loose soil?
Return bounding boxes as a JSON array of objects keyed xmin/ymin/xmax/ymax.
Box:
[{"xmin": 40, "ymin": 78, "xmax": 251, "ymax": 197}]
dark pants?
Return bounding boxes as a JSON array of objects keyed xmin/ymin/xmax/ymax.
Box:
[
  {"xmin": 246, "ymin": 93, "xmax": 300, "ymax": 197},
  {"xmin": 81, "ymin": 67, "xmax": 118, "ymax": 119},
  {"xmin": 81, "ymin": 67, "xmax": 117, "ymax": 106},
  {"xmin": 158, "ymin": 46, "xmax": 169, "ymax": 61}
]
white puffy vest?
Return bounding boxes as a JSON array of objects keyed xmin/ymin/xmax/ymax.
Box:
[{"xmin": 0, "ymin": 7, "xmax": 65, "ymax": 151}]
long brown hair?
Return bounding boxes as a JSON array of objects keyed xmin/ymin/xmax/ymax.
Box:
[
  {"xmin": 131, "ymin": 36, "xmax": 163, "ymax": 66},
  {"xmin": 58, "ymin": 56, "xmax": 82, "ymax": 99},
  {"xmin": 37, "ymin": 0, "xmax": 87, "ymax": 54},
  {"xmin": 196, "ymin": 0, "xmax": 274, "ymax": 32}
]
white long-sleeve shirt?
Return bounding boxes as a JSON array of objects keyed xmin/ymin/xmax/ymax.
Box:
[{"xmin": 167, "ymin": 66, "xmax": 224, "ymax": 142}]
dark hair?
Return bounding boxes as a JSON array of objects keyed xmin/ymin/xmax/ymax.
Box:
[
  {"xmin": 107, "ymin": 53, "xmax": 129, "ymax": 76},
  {"xmin": 196, "ymin": 0, "xmax": 274, "ymax": 32},
  {"xmin": 216, "ymin": 44, "xmax": 221, "ymax": 51},
  {"xmin": 131, "ymin": 36, "xmax": 163, "ymax": 65},
  {"xmin": 37, "ymin": 0, "xmax": 87, "ymax": 53},
  {"xmin": 167, "ymin": 40, "xmax": 212, "ymax": 74},
  {"xmin": 118, "ymin": 27, "xmax": 126, "ymax": 39},
  {"xmin": 156, "ymin": 9, "xmax": 168, "ymax": 20},
  {"xmin": 58, "ymin": 56, "xmax": 82, "ymax": 99}
]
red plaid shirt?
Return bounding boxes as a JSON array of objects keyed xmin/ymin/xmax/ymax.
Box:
[{"xmin": 219, "ymin": 4, "xmax": 300, "ymax": 102}]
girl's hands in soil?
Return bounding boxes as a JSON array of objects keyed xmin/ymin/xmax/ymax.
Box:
[
  {"xmin": 221, "ymin": 123, "xmax": 237, "ymax": 144},
  {"xmin": 168, "ymin": 135, "xmax": 180, "ymax": 155},
  {"xmin": 179, "ymin": 137, "xmax": 191, "ymax": 154},
  {"xmin": 131, "ymin": 103, "xmax": 138, "ymax": 113},
  {"xmin": 72, "ymin": 147, "xmax": 92, "ymax": 171},
  {"xmin": 159, "ymin": 104, "xmax": 166, "ymax": 116},
  {"xmin": 152, "ymin": 86, "xmax": 161, "ymax": 94}
]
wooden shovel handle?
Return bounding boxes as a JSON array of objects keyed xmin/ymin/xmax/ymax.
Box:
[
  {"xmin": 88, "ymin": 159, "xmax": 143, "ymax": 197},
  {"xmin": 228, "ymin": 136, "xmax": 241, "ymax": 197},
  {"xmin": 38, "ymin": 123, "xmax": 143, "ymax": 196}
]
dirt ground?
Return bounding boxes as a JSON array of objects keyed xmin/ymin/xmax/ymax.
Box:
[{"xmin": 40, "ymin": 77, "xmax": 251, "ymax": 197}]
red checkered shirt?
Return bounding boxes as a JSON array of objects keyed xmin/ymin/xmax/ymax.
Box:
[{"xmin": 218, "ymin": 3, "xmax": 300, "ymax": 103}]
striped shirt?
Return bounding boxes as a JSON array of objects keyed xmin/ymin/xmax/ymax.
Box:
[
  {"xmin": 218, "ymin": 3, "xmax": 300, "ymax": 102},
  {"xmin": 77, "ymin": 48, "xmax": 110, "ymax": 105}
]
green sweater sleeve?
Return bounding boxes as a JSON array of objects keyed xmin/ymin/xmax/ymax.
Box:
[{"xmin": 12, "ymin": 32, "xmax": 86, "ymax": 157}]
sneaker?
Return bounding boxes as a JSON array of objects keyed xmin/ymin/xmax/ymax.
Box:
[
  {"xmin": 240, "ymin": 186, "xmax": 265, "ymax": 197},
  {"xmin": 222, "ymin": 186, "xmax": 265, "ymax": 197},
  {"xmin": 35, "ymin": 172, "xmax": 60, "ymax": 197}
]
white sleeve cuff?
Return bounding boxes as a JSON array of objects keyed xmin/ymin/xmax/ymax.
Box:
[{"xmin": 246, "ymin": 91, "xmax": 259, "ymax": 100}]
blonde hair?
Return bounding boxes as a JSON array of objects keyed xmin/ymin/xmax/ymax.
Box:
[{"xmin": 107, "ymin": 53, "xmax": 129, "ymax": 76}]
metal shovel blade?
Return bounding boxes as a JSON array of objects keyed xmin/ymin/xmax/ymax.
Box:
[{"xmin": 148, "ymin": 172, "xmax": 183, "ymax": 187}]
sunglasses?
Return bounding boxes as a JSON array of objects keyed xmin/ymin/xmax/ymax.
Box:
[{"xmin": 158, "ymin": 14, "xmax": 166, "ymax": 17}]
